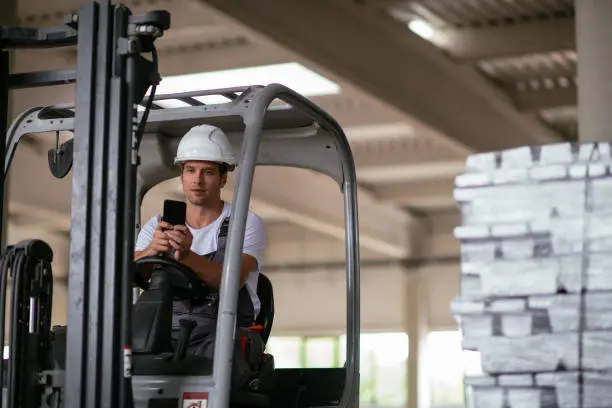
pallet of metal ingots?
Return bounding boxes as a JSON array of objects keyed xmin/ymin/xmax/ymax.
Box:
[{"xmin": 451, "ymin": 141, "xmax": 612, "ymax": 408}]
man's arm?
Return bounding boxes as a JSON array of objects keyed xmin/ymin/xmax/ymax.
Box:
[
  {"xmin": 135, "ymin": 247, "xmax": 156, "ymax": 260},
  {"xmin": 180, "ymin": 252, "xmax": 257, "ymax": 288},
  {"xmin": 134, "ymin": 216, "xmax": 157, "ymax": 257},
  {"xmin": 133, "ymin": 216, "xmax": 169, "ymax": 278},
  {"xmin": 171, "ymin": 211, "xmax": 265, "ymax": 289}
]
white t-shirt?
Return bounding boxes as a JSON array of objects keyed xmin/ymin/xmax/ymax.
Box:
[{"xmin": 135, "ymin": 202, "xmax": 266, "ymax": 318}]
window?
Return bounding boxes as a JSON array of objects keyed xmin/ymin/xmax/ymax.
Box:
[
  {"xmin": 149, "ymin": 62, "xmax": 341, "ymax": 106},
  {"xmin": 265, "ymin": 336, "xmax": 302, "ymax": 368},
  {"xmin": 425, "ymin": 330, "xmax": 482, "ymax": 408},
  {"xmin": 267, "ymin": 332, "xmax": 408, "ymax": 407},
  {"xmin": 351, "ymin": 333, "xmax": 408, "ymax": 407},
  {"xmin": 305, "ymin": 336, "xmax": 338, "ymax": 368}
]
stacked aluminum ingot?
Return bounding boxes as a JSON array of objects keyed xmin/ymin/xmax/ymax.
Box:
[{"xmin": 451, "ymin": 142, "xmax": 612, "ymax": 408}]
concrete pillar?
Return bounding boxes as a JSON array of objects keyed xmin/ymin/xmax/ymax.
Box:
[
  {"xmin": 404, "ymin": 272, "xmax": 430, "ymax": 408},
  {"xmin": 576, "ymin": 0, "xmax": 612, "ymax": 142}
]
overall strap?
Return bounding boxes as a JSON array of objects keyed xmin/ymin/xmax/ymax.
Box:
[
  {"xmin": 204, "ymin": 216, "xmax": 230, "ymax": 264},
  {"xmin": 215, "ymin": 215, "xmax": 256, "ymax": 326},
  {"xmin": 216, "ymin": 216, "xmax": 230, "ymax": 256},
  {"xmin": 172, "ymin": 215, "xmax": 254, "ymax": 329}
]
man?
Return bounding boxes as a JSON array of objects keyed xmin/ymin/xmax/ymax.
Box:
[{"xmin": 134, "ymin": 123, "xmax": 266, "ymax": 359}]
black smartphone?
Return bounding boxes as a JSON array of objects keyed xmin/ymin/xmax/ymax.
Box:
[{"xmin": 162, "ymin": 199, "xmax": 186, "ymax": 226}]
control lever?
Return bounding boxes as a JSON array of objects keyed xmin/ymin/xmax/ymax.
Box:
[{"xmin": 172, "ymin": 319, "xmax": 196, "ymax": 361}]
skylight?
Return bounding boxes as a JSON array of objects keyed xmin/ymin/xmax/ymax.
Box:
[
  {"xmin": 408, "ymin": 19, "xmax": 435, "ymax": 40},
  {"xmin": 148, "ymin": 62, "xmax": 341, "ymax": 107}
]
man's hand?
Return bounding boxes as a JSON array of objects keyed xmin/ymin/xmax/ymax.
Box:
[
  {"xmin": 145, "ymin": 220, "xmax": 173, "ymax": 255},
  {"xmin": 167, "ymin": 225, "xmax": 193, "ymax": 261}
]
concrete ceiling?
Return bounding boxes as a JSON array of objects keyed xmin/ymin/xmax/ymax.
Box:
[{"xmin": 2, "ymin": 0, "xmax": 577, "ymax": 274}]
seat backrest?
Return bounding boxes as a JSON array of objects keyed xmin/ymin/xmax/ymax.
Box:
[{"xmin": 255, "ymin": 273, "xmax": 274, "ymax": 344}]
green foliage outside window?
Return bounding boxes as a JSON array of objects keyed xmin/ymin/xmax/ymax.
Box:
[
  {"xmin": 266, "ymin": 330, "xmax": 480, "ymax": 408},
  {"xmin": 266, "ymin": 332, "xmax": 409, "ymax": 407}
]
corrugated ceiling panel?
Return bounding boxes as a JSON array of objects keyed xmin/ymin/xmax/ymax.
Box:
[
  {"xmin": 351, "ymin": 134, "xmax": 464, "ymax": 166},
  {"xmin": 477, "ymin": 51, "xmax": 576, "ymax": 89},
  {"xmin": 406, "ymin": 0, "xmax": 574, "ymax": 28},
  {"xmin": 386, "ymin": 0, "xmax": 579, "ymax": 141}
]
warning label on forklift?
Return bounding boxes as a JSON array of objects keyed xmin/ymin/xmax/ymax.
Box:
[{"xmin": 182, "ymin": 392, "xmax": 209, "ymax": 408}]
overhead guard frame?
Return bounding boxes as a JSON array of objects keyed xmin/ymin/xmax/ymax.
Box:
[{"xmin": 4, "ymin": 83, "xmax": 362, "ymax": 407}]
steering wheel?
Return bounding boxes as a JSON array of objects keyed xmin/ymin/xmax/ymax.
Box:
[{"xmin": 134, "ymin": 255, "xmax": 207, "ymax": 299}]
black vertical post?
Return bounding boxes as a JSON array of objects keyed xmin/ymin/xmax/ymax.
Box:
[
  {"xmin": 91, "ymin": 0, "xmax": 114, "ymax": 406},
  {"xmin": 1, "ymin": 0, "xmax": 20, "ymax": 254},
  {"xmin": 0, "ymin": 13, "xmax": 15, "ymax": 406},
  {"xmin": 64, "ymin": 2, "xmax": 99, "ymax": 407},
  {"xmin": 0, "ymin": 0, "xmax": 15, "ymax": 246},
  {"xmin": 0, "ymin": 49, "xmax": 7, "ymax": 408},
  {"xmin": 105, "ymin": 5, "xmax": 135, "ymax": 408},
  {"xmin": 0, "ymin": 51, "xmax": 8, "ymax": 253},
  {"xmin": 66, "ymin": 2, "xmax": 135, "ymax": 407},
  {"xmin": 119, "ymin": 16, "xmax": 139, "ymax": 408}
]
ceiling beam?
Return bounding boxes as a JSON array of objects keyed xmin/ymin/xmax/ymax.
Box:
[
  {"xmin": 16, "ymin": 0, "xmax": 216, "ymax": 27},
  {"xmin": 54, "ymin": 15, "xmax": 291, "ymax": 74},
  {"xmin": 358, "ymin": 159, "xmax": 465, "ymax": 184},
  {"xmin": 202, "ymin": 0, "xmax": 563, "ymax": 153},
  {"xmin": 343, "ymin": 122, "xmax": 414, "ymax": 142},
  {"xmin": 508, "ymin": 86, "xmax": 577, "ymax": 112},
  {"xmin": 431, "ymin": 18, "xmax": 575, "ymax": 62},
  {"xmin": 372, "ymin": 178, "xmax": 457, "ymax": 211},
  {"xmin": 309, "ymin": 92, "xmax": 411, "ymax": 128},
  {"xmin": 8, "ymin": 201, "xmax": 71, "ymax": 232}
]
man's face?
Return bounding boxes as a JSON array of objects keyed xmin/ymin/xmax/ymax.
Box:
[{"xmin": 180, "ymin": 160, "xmax": 226, "ymax": 206}]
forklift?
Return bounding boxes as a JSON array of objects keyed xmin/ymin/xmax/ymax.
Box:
[{"xmin": 0, "ymin": 1, "xmax": 361, "ymax": 408}]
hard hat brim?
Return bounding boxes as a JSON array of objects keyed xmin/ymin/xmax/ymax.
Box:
[{"xmin": 174, "ymin": 157, "xmax": 236, "ymax": 171}]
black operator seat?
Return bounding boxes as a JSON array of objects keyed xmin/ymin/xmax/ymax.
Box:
[{"xmin": 255, "ymin": 273, "xmax": 274, "ymax": 345}]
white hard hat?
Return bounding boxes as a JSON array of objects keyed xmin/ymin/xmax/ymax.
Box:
[{"xmin": 174, "ymin": 124, "xmax": 236, "ymax": 169}]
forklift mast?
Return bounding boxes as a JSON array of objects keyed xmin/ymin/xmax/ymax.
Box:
[{"xmin": 0, "ymin": 1, "xmax": 169, "ymax": 407}]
